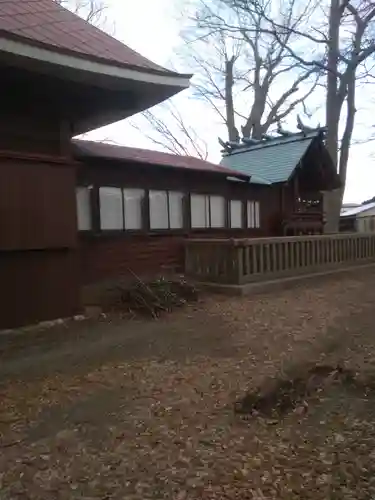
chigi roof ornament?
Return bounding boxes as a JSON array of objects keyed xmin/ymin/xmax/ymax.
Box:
[
  {"xmin": 241, "ymin": 137, "xmax": 261, "ymax": 146},
  {"xmin": 218, "ymin": 116, "xmax": 327, "ymax": 154},
  {"xmin": 277, "ymin": 122, "xmax": 295, "ymax": 137}
]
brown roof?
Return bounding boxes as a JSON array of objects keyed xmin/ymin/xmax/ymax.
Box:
[
  {"xmin": 73, "ymin": 140, "xmax": 250, "ymax": 180},
  {"xmin": 0, "ymin": 0, "xmax": 183, "ymax": 75}
]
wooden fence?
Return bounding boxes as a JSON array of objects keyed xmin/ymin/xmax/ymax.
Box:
[{"xmin": 185, "ymin": 234, "xmax": 375, "ymax": 285}]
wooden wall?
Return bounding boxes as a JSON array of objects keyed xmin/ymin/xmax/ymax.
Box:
[
  {"xmin": 0, "ymin": 160, "xmax": 77, "ymax": 250},
  {"xmin": 0, "ymin": 63, "xmax": 86, "ymax": 329},
  {"xmin": 0, "ymin": 66, "xmax": 71, "ymax": 157},
  {"xmin": 79, "ymin": 229, "xmax": 264, "ymax": 285},
  {"xmin": 0, "ymin": 156, "xmax": 79, "ymax": 329},
  {"xmin": 77, "ymin": 159, "xmax": 264, "ymax": 199},
  {"xmin": 0, "ymin": 108, "xmax": 64, "ymax": 157},
  {"xmin": 78, "ymin": 160, "xmax": 270, "ymax": 285},
  {"xmin": 0, "ymin": 249, "xmax": 79, "ymax": 328}
]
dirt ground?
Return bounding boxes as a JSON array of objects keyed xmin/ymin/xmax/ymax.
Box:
[{"xmin": 1, "ymin": 269, "xmax": 375, "ymax": 499}]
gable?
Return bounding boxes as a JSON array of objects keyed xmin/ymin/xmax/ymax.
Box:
[{"xmin": 220, "ymin": 132, "xmax": 321, "ymax": 184}]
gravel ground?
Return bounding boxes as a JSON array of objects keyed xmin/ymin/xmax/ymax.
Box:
[{"xmin": 1, "ymin": 269, "xmax": 375, "ymax": 499}]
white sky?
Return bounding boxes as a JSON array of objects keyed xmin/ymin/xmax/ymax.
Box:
[{"xmin": 85, "ymin": 0, "xmax": 375, "ymax": 204}]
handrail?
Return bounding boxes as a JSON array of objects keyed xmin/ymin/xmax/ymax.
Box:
[{"xmin": 185, "ymin": 233, "xmax": 375, "ymax": 285}]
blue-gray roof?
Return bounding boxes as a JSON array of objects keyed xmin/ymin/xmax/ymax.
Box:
[
  {"xmin": 220, "ymin": 131, "xmax": 319, "ymax": 185},
  {"xmin": 341, "ymin": 201, "xmax": 375, "ymax": 218}
]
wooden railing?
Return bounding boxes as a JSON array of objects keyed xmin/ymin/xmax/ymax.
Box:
[{"xmin": 185, "ymin": 233, "xmax": 375, "ymax": 285}]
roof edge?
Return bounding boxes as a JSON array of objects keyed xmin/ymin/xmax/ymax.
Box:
[
  {"xmin": 0, "ymin": 34, "xmax": 192, "ymax": 87},
  {"xmin": 222, "ymin": 130, "xmax": 321, "ymax": 158},
  {"xmin": 73, "ymin": 139, "xmax": 250, "ymax": 181},
  {"xmin": 341, "ymin": 201, "xmax": 375, "ymax": 218}
]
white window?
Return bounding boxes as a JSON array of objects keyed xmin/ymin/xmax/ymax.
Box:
[
  {"xmin": 210, "ymin": 196, "xmax": 225, "ymax": 228},
  {"xmin": 149, "ymin": 190, "xmax": 169, "ymax": 229},
  {"xmin": 76, "ymin": 187, "xmax": 92, "ymax": 231},
  {"xmin": 191, "ymin": 194, "xmax": 209, "ymax": 228},
  {"xmin": 169, "ymin": 191, "xmax": 184, "ymax": 229},
  {"xmin": 230, "ymin": 200, "xmax": 243, "ymax": 228},
  {"xmin": 255, "ymin": 201, "xmax": 260, "ymax": 228},
  {"xmin": 150, "ymin": 190, "xmax": 184, "ymax": 230},
  {"xmin": 123, "ymin": 188, "xmax": 144, "ymax": 230},
  {"xmin": 191, "ymin": 194, "xmax": 226, "ymax": 228},
  {"xmin": 247, "ymin": 200, "xmax": 260, "ymax": 228},
  {"xmin": 99, "ymin": 187, "xmax": 123, "ymax": 230}
]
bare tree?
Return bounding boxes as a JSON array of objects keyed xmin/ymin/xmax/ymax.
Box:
[
  {"xmin": 55, "ymin": 0, "xmax": 107, "ymax": 26},
  {"xmin": 136, "ymin": 0, "xmax": 318, "ymax": 158},
  {"xmin": 230, "ymin": 0, "xmax": 375, "ymax": 229},
  {"xmin": 131, "ymin": 102, "xmax": 209, "ymax": 160},
  {"xmin": 182, "ymin": 0, "xmax": 319, "ymax": 141}
]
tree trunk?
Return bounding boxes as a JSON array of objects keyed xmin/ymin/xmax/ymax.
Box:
[
  {"xmin": 225, "ymin": 57, "xmax": 240, "ymax": 142},
  {"xmin": 324, "ymin": 0, "xmax": 342, "ymax": 233},
  {"xmin": 241, "ymin": 82, "xmax": 267, "ymax": 139},
  {"xmin": 323, "ymin": 189, "xmax": 343, "ymax": 234}
]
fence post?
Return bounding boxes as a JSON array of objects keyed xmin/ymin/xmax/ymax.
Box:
[{"xmin": 236, "ymin": 244, "xmax": 244, "ymax": 285}]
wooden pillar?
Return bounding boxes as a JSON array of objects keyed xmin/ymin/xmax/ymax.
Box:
[
  {"xmin": 254, "ymin": 244, "xmax": 260, "ymax": 274},
  {"xmin": 281, "ymin": 185, "xmax": 286, "ymax": 215},
  {"xmin": 293, "ymin": 174, "xmax": 299, "ymax": 211},
  {"xmin": 272, "ymin": 243, "xmax": 277, "ymax": 272},
  {"xmin": 295, "ymin": 241, "xmax": 300, "ymax": 268},
  {"xmin": 265, "ymin": 243, "xmax": 271, "ymax": 273}
]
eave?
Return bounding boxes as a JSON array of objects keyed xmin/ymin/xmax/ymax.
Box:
[{"xmin": 0, "ymin": 34, "xmax": 192, "ymax": 134}]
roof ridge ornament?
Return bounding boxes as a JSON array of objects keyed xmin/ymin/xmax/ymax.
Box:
[
  {"xmin": 296, "ymin": 115, "xmax": 328, "ymax": 136},
  {"xmin": 242, "ymin": 137, "xmax": 261, "ymax": 146},
  {"xmin": 219, "ymin": 118, "xmax": 328, "ymax": 155},
  {"xmin": 261, "ymin": 133, "xmax": 274, "ymax": 141},
  {"xmin": 277, "ymin": 122, "xmax": 295, "ymax": 137},
  {"xmin": 218, "ymin": 137, "xmax": 243, "ymax": 154}
]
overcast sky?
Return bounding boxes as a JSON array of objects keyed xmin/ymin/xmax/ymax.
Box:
[{"xmin": 85, "ymin": 0, "xmax": 375, "ymax": 204}]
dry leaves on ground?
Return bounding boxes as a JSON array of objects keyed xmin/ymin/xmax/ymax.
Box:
[{"xmin": 1, "ymin": 271, "xmax": 375, "ymax": 498}]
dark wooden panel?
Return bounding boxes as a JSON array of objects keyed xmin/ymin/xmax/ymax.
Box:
[
  {"xmin": 78, "ymin": 160, "xmax": 265, "ymax": 200},
  {"xmin": 0, "ymin": 249, "xmax": 80, "ymax": 329},
  {"xmin": 0, "ymin": 110, "xmax": 62, "ymax": 156},
  {"xmin": 79, "ymin": 230, "xmax": 263, "ymax": 285},
  {"xmin": 77, "ymin": 161, "xmax": 273, "ymax": 285},
  {"xmin": 0, "ymin": 160, "xmax": 77, "ymax": 250}
]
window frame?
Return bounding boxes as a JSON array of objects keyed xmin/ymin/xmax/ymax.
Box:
[
  {"xmin": 80, "ymin": 184, "xmax": 189, "ymax": 237},
  {"xmin": 94, "ymin": 185, "xmax": 147, "ymax": 236},
  {"xmin": 149, "ymin": 189, "xmax": 170, "ymax": 231},
  {"xmin": 149, "ymin": 189, "xmax": 185, "ymax": 232},
  {"xmin": 76, "ymin": 186, "xmax": 93, "ymax": 232},
  {"xmin": 123, "ymin": 187, "xmax": 146, "ymax": 231},
  {"xmin": 209, "ymin": 195, "xmax": 226, "ymax": 229},
  {"xmin": 190, "ymin": 193, "xmax": 209, "ymax": 229},
  {"xmin": 247, "ymin": 200, "xmax": 261, "ymax": 229},
  {"xmin": 168, "ymin": 191, "xmax": 185, "ymax": 230},
  {"xmin": 229, "ymin": 199, "xmax": 244, "ymax": 229},
  {"xmin": 79, "ymin": 183, "xmax": 260, "ymax": 236},
  {"xmin": 99, "ymin": 186, "xmax": 125, "ymax": 231},
  {"xmin": 190, "ymin": 193, "xmax": 227, "ymax": 230}
]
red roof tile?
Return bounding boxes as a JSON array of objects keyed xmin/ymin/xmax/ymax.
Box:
[
  {"xmin": 0, "ymin": 0, "xmax": 180, "ymax": 75},
  {"xmin": 73, "ymin": 140, "xmax": 250, "ymax": 179}
]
